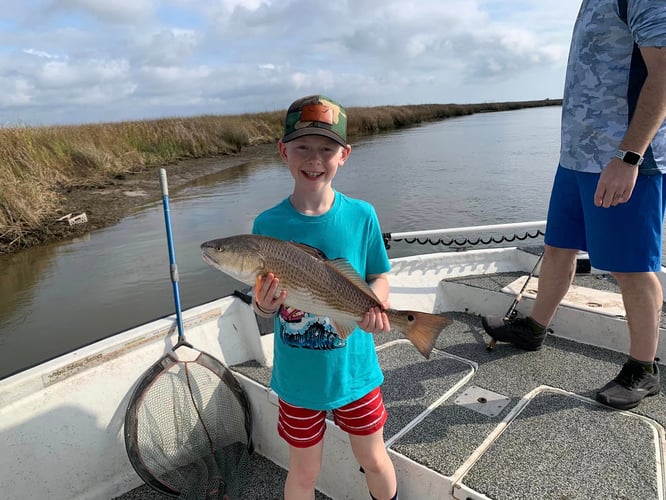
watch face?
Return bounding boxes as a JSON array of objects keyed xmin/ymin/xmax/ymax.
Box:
[{"xmin": 623, "ymin": 151, "xmax": 642, "ymax": 165}]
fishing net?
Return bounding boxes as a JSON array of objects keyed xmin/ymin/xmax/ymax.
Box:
[{"xmin": 125, "ymin": 348, "xmax": 253, "ymax": 499}]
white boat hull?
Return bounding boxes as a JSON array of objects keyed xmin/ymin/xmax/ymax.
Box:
[{"xmin": 2, "ymin": 227, "xmax": 664, "ymax": 499}]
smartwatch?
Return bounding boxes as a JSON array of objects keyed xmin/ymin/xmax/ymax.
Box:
[{"xmin": 615, "ymin": 149, "xmax": 644, "ymax": 166}]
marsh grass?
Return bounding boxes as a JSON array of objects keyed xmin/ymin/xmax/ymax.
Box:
[{"xmin": 0, "ymin": 99, "xmax": 559, "ymax": 252}]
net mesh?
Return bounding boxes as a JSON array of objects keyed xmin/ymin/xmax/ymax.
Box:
[{"xmin": 126, "ymin": 351, "xmax": 252, "ymax": 499}]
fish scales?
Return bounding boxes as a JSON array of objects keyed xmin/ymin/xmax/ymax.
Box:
[{"xmin": 260, "ymin": 237, "xmax": 377, "ymax": 320}]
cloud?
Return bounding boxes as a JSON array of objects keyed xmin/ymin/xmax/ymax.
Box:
[
  {"xmin": 130, "ymin": 29, "xmax": 201, "ymax": 66},
  {"xmin": 0, "ymin": 0, "xmax": 581, "ymax": 125},
  {"xmin": 44, "ymin": 0, "xmax": 156, "ymax": 24},
  {"xmin": 23, "ymin": 48, "xmax": 61, "ymax": 59}
]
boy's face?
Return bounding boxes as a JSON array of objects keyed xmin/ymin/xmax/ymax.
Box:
[{"xmin": 278, "ymin": 135, "xmax": 351, "ymax": 194}]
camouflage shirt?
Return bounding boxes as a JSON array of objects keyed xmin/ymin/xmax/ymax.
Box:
[{"xmin": 560, "ymin": 0, "xmax": 666, "ymax": 174}]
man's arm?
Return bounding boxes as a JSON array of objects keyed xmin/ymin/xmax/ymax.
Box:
[
  {"xmin": 594, "ymin": 46, "xmax": 666, "ymax": 208},
  {"xmin": 620, "ymin": 46, "xmax": 666, "ymax": 154}
]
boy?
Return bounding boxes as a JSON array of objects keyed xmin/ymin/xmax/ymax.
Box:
[{"xmin": 251, "ymin": 95, "xmax": 399, "ymax": 500}]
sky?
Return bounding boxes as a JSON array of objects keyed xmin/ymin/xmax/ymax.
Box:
[{"xmin": 0, "ymin": 0, "xmax": 582, "ymax": 127}]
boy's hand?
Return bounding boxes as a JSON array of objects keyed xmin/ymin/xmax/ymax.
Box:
[
  {"xmin": 359, "ymin": 305, "xmax": 391, "ymax": 334},
  {"xmin": 254, "ymin": 273, "xmax": 287, "ymax": 314}
]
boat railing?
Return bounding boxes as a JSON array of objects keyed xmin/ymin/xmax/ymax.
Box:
[{"xmin": 382, "ymin": 220, "xmax": 547, "ymax": 251}]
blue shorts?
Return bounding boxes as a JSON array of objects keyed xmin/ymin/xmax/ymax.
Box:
[{"xmin": 544, "ymin": 165, "xmax": 666, "ymax": 272}]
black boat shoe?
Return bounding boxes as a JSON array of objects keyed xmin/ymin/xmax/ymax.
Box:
[
  {"xmin": 481, "ymin": 315, "xmax": 547, "ymax": 351},
  {"xmin": 596, "ymin": 361, "xmax": 661, "ymax": 410}
]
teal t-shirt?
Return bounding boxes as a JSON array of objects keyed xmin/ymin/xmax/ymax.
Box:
[{"xmin": 252, "ymin": 191, "xmax": 390, "ymax": 410}]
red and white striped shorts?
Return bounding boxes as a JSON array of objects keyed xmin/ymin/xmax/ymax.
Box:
[{"xmin": 277, "ymin": 387, "xmax": 388, "ymax": 448}]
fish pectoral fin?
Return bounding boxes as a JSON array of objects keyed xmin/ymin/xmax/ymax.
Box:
[{"xmin": 331, "ymin": 319, "xmax": 358, "ymax": 339}]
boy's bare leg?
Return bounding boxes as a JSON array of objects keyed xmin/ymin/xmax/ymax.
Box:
[
  {"xmin": 349, "ymin": 429, "xmax": 397, "ymax": 500},
  {"xmin": 611, "ymin": 271, "xmax": 661, "ymax": 361},
  {"xmin": 284, "ymin": 442, "xmax": 324, "ymax": 500}
]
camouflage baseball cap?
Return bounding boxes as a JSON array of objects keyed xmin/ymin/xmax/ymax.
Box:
[{"xmin": 282, "ymin": 95, "xmax": 347, "ymax": 147}]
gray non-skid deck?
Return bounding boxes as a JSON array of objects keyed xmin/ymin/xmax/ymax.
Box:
[
  {"xmin": 115, "ymin": 453, "xmax": 332, "ymax": 500},
  {"xmin": 121, "ymin": 270, "xmax": 665, "ymax": 499},
  {"xmin": 387, "ymin": 311, "xmax": 664, "ymax": 499}
]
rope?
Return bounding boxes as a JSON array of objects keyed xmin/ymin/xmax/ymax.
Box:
[{"xmin": 382, "ymin": 228, "xmax": 545, "ymax": 250}]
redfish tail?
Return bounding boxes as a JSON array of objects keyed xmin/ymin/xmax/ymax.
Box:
[{"xmin": 401, "ymin": 311, "xmax": 451, "ymax": 359}]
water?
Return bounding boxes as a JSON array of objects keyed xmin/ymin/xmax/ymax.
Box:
[{"xmin": 0, "ymin": 106, "xmax": 561, "ymax": 378}]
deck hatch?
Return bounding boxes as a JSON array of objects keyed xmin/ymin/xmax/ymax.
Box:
[
  {"xmin": 454, "ymin": 385, "xmax": 511, "ymax": 417},
  {"xmin": 377, "ymin": 341, "xmax": 476, "ymax": 442},
  {"xmin": 502, "ymin": 276, "xmax": 626, "ymax": 317},
  {"xmin": 457, "ymin": 389, "xmax": 664, "ymax": 500}
]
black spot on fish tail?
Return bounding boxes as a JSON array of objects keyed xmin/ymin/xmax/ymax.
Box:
[{"xmin": 401, "ymin": 311, "xmax": 451, "ymax": 359}]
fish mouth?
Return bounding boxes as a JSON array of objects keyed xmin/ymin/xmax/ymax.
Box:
[
  {"xmin": 201, "ymin": 250, "xmax": 220, "ymax": 268},
  {"xmin": 200, "ymin": 239, "xmax": 217, "ymax": 250}
]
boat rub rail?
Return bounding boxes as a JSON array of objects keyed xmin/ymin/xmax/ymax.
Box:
[{"xmin": 44, "ymin": 308, "xmax": 221, "ymax": 385}]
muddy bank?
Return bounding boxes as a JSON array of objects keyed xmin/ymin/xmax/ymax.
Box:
[{"xmin": 8, "ymin": 142, "xmax": 278, "ymax": 254}]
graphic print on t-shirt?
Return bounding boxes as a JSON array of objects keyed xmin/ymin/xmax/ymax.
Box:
[{"xmin": 278, "ymin": 305, "xmax": 346, "ymax": 350}]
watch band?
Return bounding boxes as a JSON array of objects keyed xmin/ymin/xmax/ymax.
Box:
[{"xmin": 615, "ymin": 149, "xmax": 644, "ymax": 166}]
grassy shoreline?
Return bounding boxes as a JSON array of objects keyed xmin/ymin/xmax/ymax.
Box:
[{"xmin": 0, "ymin": 99, "xmax": 561, "ymax": 253}]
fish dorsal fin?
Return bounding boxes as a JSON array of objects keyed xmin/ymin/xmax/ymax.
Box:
[
  {"xmin": 327, "ymin": 259, "xmax": 381, "ymax": 303},
  {"xmin": 288, "ymin": 241, "xmax": 329, "ymax": 260}
]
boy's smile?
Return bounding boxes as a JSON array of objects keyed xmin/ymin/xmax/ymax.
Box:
[{"xmin": 279, "ymin": 135, "xmax": 351, "ymax": 197}]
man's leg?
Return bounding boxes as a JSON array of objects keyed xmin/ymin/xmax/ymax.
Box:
[
  {"xmin": 587, "ymin": 172, "xmax": 665, "ymax": 410},
  {"xmin": 614, "ymin": 272, "xmax": 662, "ymax": 361},
  {"xmin": 596, "ymin": 271, "xmax": 662, "ymax": 410},
  {"xmin": 482, "ymin": 244, "xmax": 578, "ymax": 350},
  {"xmin": 482, "ymin": 165, "xmax": 585, "ymax": 350},
  {"xmin": 530, "ymin": 245, "xmax": 578, "ymax": 326}
]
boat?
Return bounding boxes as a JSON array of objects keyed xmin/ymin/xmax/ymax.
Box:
[{"xmin": 1, "ymin": 220, "xmax": 664, "ymax": 500}]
